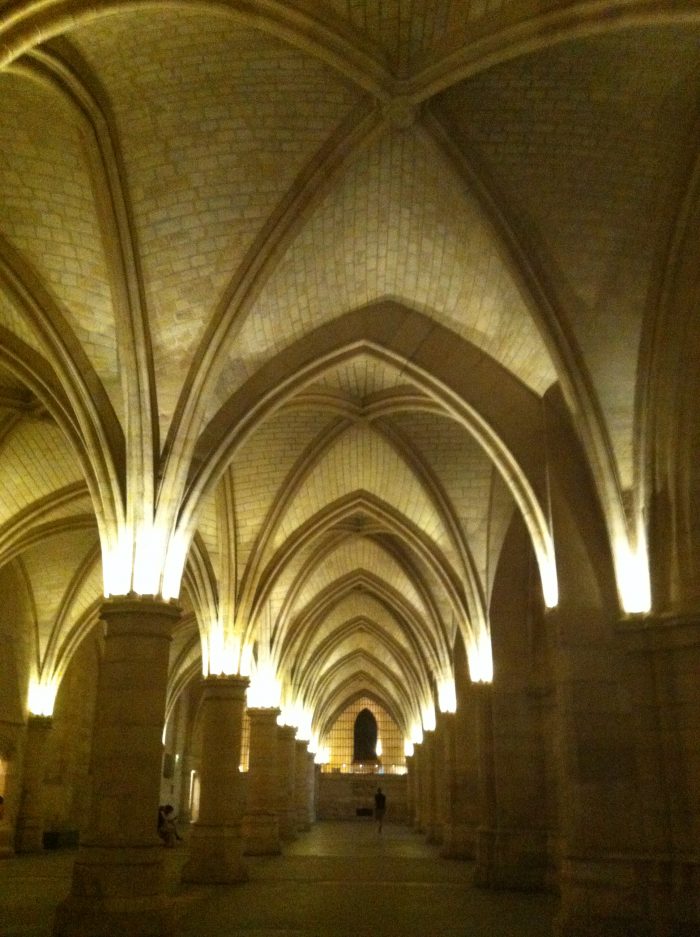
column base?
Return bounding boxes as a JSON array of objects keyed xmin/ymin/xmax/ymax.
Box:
[
  {"xmin": 15, "ymin": 821, "xmax": 44, "ymax": 853},
  {"xmin": 243, "ymin": 812, "xmax": 281, "ymax": 856},
  {"xmin": 475, "ymin": 827, "xmax": 553, "ymax": 890},
  {"xmin": 279, "ymin": 808, "xmax": 298, "ymax": 841},
  {"xmin": 181, "ymin": 824, "xmax": 247, "ymax": 883},
  {"xmin": 556, "ymin": 855, "xmax": 700, "ymax": 937},
  {"xmin": 53, "ymin": 845, "xmax": 174, "ymax": 937},
  {"xmin": 440, "ymin": 822, "xmax": 475, "ymax": 859},
  {"xmin": 426, "ymin": 823, "xmax": 443, "ymax": 845},
  {"xmin": 0, "ymin": 824, "xmax": 15, "ymax": 857}
]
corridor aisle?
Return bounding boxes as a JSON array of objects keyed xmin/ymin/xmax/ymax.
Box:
[
  {"xmin": 0, "ymin": 822, "xmax": 557, "ymax": 936},
  {"xmin": 177, "ymin": 820, "xmax": 558, "ymax": 937}
]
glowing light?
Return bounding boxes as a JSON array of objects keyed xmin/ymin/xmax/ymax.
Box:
[
  {"xmin": 202, "ymin": 624, "xmax": 240, "ymax": 676},
  {"xmin": 314, "ymin": 746, "xmax": 330, "ymax": 765},
  {"xmin": 410, "ymin": 722, "xmax": 424, "ymax": 745},
  {"xmin": 162, "ymin": 530, "xmax": 189, "ymax": 601},
  {"xmin": 404, "ymin": 739, "xmax": 415, "ymax": 757},
  {"xmin": 421, "ymin": 702, "xmax": 436, "ymax": 732},
  {"xmin": 101, "ymin": 524, "xmax": 188, "ymax": 601},
  {"xmin": 615, "ymin": 535, "xmax": 651, "ymax": 614},
  {"xmin": 278, "ymin": 699, "xmax": 313, "ymax": 741},
  {"xmin": 28, "ymin": 678, "xmax": 58, "ymax": 716},
  {"xmin": 540, "ymin": 555, "xmax": 559, "ymax": 608},
  {"xmin": 437, "ymin": 676, "xmax": 457, "ymax": 713},
  {"xmin": 376, "ymin": 738, "xmax": 383, "ymax": 757},
  {"xmin": 467, "ymin": 631, "xmax": 493, "ymax": 683},
  {"xmin": 133, "ymin": 524, "xmax": 167, "ymax": 596},
  {"xmin": 102, "ymin": 530, "xmax": 132, "ymax": 597},
  {"xmin": 246, "ymin": 661, "xmax": 281, "ymax": 708}
]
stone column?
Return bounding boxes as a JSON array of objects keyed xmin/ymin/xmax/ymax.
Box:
[
  {"xmin": 277, "ymin": 725, "xmax": 298, "ymax": 841},
  {"xmin": 15, "ymin": 714, "xmax": 53, "ymax": 852},
  {"xmin": 473, "ymin": 682, "xmax": 497, "ymax": 887},
  {"xmin": 405, "ymin": 754, "xmax": 415, "ymax": 826},
  {"xmin": 182, "ymin": 674, "xmax": 249, "ymax": 883},
  {"xmin": 438, "ymin": 712, "xmax": 462, "ymax": 858},
  {"xmin": 556, "ymin": 613, "xmax": 700, "ymax": 937},
  {"xmin": 304, "ymin": 752, "xmax": 316, "ymax": 826},
  {"xmin": 243, "ymin": 707, "xmax": 281, "ymax": 856},
  {"xmin": 294, "ymin": 740, "xmax": 310, "ymax": 832},
  {"xmin": 0, "ymin": 733, "xmax": 20, "ymax": 858},
  {"xmin": 445, "ymin": 680, "xmax": 479, "ymax": 860},
  {"xmin": 54, "ymin": 596, "xmax": 181, "ymax": 937},
  {"xmin": 423, "ymin": 730, "xmax": 440, "ymax": 843},
  {"xmin": 412, "ymin": 744, "xmax": 424, "ymax": 832}
]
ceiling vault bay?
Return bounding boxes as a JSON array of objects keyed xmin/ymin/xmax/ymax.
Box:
[{"xmin": 0, "ymin": 0, "xmax": 698, "ymax": 741}]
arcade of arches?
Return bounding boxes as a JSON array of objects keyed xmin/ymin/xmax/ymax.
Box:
[{"xmin": 0, "ymin": 2, "xmax": 698, "ymax": 935}]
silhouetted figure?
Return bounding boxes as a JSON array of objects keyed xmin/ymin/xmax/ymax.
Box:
[
  {"xmin": 157, "ymin": 804, "xmax": 180, "ymax": 847},
  {"xmin": 374, "ymin": 787, "xmax": 386, "ymax": 833}
]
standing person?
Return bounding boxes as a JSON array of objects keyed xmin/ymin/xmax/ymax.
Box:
[
  {"xmin": 374, "ymin": 786, "xmax": 386, "ymax": 834},
  {"xmin": 157, "ymin": 804, "xmax": 180, "ymax": 847}
]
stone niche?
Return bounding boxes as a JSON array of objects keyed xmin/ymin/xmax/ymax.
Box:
[{"xmin": 317, "ymin": 773, "xmax": 407, "ymax": 823}]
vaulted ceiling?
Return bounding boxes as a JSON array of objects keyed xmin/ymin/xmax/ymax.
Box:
[{"xmin": 1, "ymin": 1, "xmax": 698, "ymax": 743}]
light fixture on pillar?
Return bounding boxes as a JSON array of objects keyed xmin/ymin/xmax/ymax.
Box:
[
  {"xmin": 247, "ymin": 662, "xmax": 281, "ymax": 709},
  {"xmin": 539, "ymin": 555, "xmax": 559, "ymax": 609},
  {"xmin": 202, "ymin": 623, "xmax": 240, "ymax": 676},
  {"xmin": 421, "ymin": 701, "xmax": 436, "ymax": 732},
  {"xmin": 410, "ymin": 721, "xmax": 424, "ymax": 745},
  {"xmin": 467, "ymin": 630, "xmax": 494, "ymax": 684},
  {"xmin": 404, "ymin": 739, "xmax": 415, "ymax": 757},
  {"xmin": 615, "ymin": 531, "xmax": 651, "ymax": 614},
  {"xmin": 27, "ymin": 677, "xmax": 58, "ymax": 717},
  {"xmin": 437, "ymin": 676, "xmax": 457, "ymax": 713}
]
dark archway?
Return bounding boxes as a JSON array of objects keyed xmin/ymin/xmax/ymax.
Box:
[{"xmin": 353, "ymin": 708, "xmax": 378, "ymax": 762}]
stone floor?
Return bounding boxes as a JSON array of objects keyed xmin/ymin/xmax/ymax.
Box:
[{"xmin": 1, "ymin": 821, "xmax": 558, "ymax": 937}]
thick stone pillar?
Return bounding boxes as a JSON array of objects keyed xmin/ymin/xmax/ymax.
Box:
[
  {"xmin": 438, "ymin": 712, "xmax": 460, "ymax": 858},
  {"xmin": 412, "ymin": 744, "xmax": 424, "ymax": 832},
  {"xmin": 443, "ymin": 692, "xmax": 479, "ymax": 859},
  {"xmin": 54, "ymin": 596, "xmax": 181, "ymax": 937},
  {"xmin": 405, "ymin": 754, "xmax": 415, "ymax": 826},
  {"xmin": 304, "ymin": 752, "xmax": 316, "ymax": 827},
  {"xmin": 243, "ymin": 707, "xmax": 281, "ymax": 856},
  {"xmin": 556, "ymin": 613, "xmax": 700, "ymax": 937},
  {"xmin": 182, "ymin": 674, "xmax": 249, "ymax": 883},
  {"xmin": 423, "ymin": 731, "xmax": 439, "ymax": 843},
  {"xmin": 15, "ymin": 715, "xmax": 53, "ymax": 853},
  {"xmin": 294, "ymin": 740, "xmax": 310, "ymax": 832},
  {"xmin": 474, "ymin": 683, "xmax": 497, "ymax": 887},
  {"xmin": 277, "ymin": 725, "xmax": 298, "ymax": 841}
]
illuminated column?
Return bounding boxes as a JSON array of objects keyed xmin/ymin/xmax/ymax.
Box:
[
  {"xmin": 294, "ymin": 740, "xmax": 310, "ymax": 832},
  {"xmin": 438, "ymin": 712, "xmax": 460, "ymax": 858},
  {"xmin": 15, "ymin": 715, "xmax": 53, "ymax": 852},
  {"xmin": 304, "ymin": 752, "xmax": 316, "ymax": 826},
  {"xmin": 182, "ymin": 674, "xmax": 249, "ymax": 883},
  {"xmin": 473, "ymin": 682, "xmax": 497, "ymax": 887},
  {"xmin": 412, "ymin": 744, "xmax": 424, "ymax": 832},
  {"xmin": 277, "ymin": 725, "xmax": 298, "ymax": 841},
  {"xmin": 557, "ymin": 613, "xmax": 700, "ymax": 937},
  {"xmin": 445, "ymin": 678, "xmax": 479, "ymax": 860},
  {"xmin": 423, "ymin": 731, "xmax": 440, "ymax": 843},
  {"xmin": 243, "ymin": 707, "xmax": 281, "ymax": 856},
  {"xmin": 54, "ymin": 596, "xmax": 180, "ymax": 937},
  {"xmin": 405, "ymin": 754, "xmax": 415, "ymax": 825}
]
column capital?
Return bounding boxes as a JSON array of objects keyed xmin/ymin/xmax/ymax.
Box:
[
  {"xmin": 26, "ymin": 714, "xmax": 53, "ymax": 730},
  {"xmin": 200, "ymin": 673, "xmax": 249, "ymax": 697},
  {"xmin": 99, "ymin": 594, "xmax": 182, "ymax": 637},
  {"xmin": 616, "ymin": 611, "xmax": 700, "ymax": 651},
  {"xmin": 277, "ymin": 724, "xmax": 297, "ymax": 741},
  {"xmin": 246, "ymin": 706, "xmax": 281, "ymax": 721}
]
